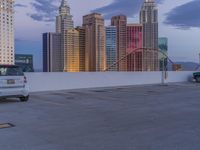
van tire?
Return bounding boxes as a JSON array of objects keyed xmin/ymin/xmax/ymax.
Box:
[{"xmin": 20, "ymin": 96, "xmax": 29, "ymax": 102}]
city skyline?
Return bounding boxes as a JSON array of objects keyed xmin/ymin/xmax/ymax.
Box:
[
  {"xmin": 42, "ymin": 0, "xmax": 159, "ymax": 73},
  {"xmin": 14, "ymin": 0, "xmax": 200, "ymax": 70}
]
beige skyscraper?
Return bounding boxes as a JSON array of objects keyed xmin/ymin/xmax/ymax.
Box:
[
  {"xmin": 83, "ymin": 13, "xmax": 106, "ymax": 72},
  {"xmin": 76, "ymin": 26, "xmax": 86, "ymax": 72},
  {"xmin": 0, "ymin": 0, "xmax": 15, "ymax": 65},
  {"xmin": 64, "ymin": 29, "xmax": 80, "ymax": 72},
  {"xmin": 111, "ymin": 15, "xmax": 127, "ymax": 71},
  {"xmin": 140, "ymin": 0, "xmax": 159, "ymax": 71},
  {"xmin": 56, "ymin": 0, "xmax": 74, "ymax": 71},
  {"xmin": 56, "ymin": 0, "xmax": 74, "ymax": 33}
]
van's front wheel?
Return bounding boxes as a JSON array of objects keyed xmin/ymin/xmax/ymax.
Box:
[{"xmin": 20, "ymin": 96, "xmax": 29, "ymax": 102}]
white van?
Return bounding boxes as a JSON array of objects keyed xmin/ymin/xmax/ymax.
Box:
[{"xmin": 0, "ymin": 65, "xmax": 29, "ymax": 102}]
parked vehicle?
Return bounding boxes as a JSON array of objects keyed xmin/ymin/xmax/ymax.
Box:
[
  {"xmin": 0, "ymin": 65, "xmax": 29, "ymax": 101},
  {"xmin": 193, "ymin": 72, "xmax": 200, "ymax": 83}
]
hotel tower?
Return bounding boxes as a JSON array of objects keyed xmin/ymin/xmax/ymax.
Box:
[
  {"xmin": 111, "ymin": 15, "xmax": 127, "ymax": 71},
  {"xmin": 140, "ymin": 0, "xmax": 159, "ymax": 71},
  {"xmin": 0, "ymin": 0, "xmax": 15, "ymax": 65},
  {"xmin": 83, "ymin": 13, "xmax": 106, "ymax": 72},
  {"xmin": 56, "ymin": 0, "xmax": 74, "ymax": 71}
]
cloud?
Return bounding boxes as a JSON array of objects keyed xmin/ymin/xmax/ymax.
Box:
[
  {"xmin": 92, "ymin": 0, "xmax": 164, "ymax": 19},
  {"xmin": 15, "ymin": 4, "xmax": 28, "ymax": 8},
  {"xmin": 28, "ymin": 0, "xmax": 58, "ymax": 22},
  {"xmin": 164, "ymin": 0, "xmax": 200, "ymax": 29}
]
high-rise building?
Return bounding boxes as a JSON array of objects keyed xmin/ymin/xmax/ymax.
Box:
[
  {"xmin": 106, "ymin": 26, "xmax": 117, "ymax": 71},
  {"xmin": 111, "ymin": 15, "xmax": 127, "ymax": 71},
  {"xmin": 64, "ymin": 29, "xmax": 80, "ymax": 72},
  {"xmin": 0, "ymin": 0, "xmax": 15, "ymax": 65},
  {"xmin": 159, "ymin": 37, "xmax": 168, "ymax": 71},
  {"xmin": 56, "ymin": 0, "xmax": 74, "ymax": 33},
  {"xmin": 83, "ymin": 13, "xmax": 106, "ymax": 72},
  {"xmin": 127, "ymin": 24, "xmax": 143, "ymax": 71},
  {"xmin": 43, "ymin": 33, "xmax": 62, "ymax": 72},
  {"xmin": 140, "ymin": 0, "xmax": 159, "ymax": 71},
  {"xmin": 56, "ymin": 0, "xmax": 74, "ymax": 71},
  {"xmin": 76, "ymin": 26, "xmax": 86, "ymax": 72}
]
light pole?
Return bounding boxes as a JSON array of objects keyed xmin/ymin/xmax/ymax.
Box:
[
  {"xmin": 199, "ymin": 53, "xmax": 200, "ymax": 65},
  {"xmin": 161, "ymin": 58, "xmax": 165, "ymax": 85},
  {"xmin": 161, "ymin": 57, "xmax": 168, "ymax": 85}
]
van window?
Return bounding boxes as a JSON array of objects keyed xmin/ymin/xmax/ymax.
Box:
[{"xmin": 0, "ymin": 66, "xmax": 24, "ymax": 76}]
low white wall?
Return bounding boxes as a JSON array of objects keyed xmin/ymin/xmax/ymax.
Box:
[
  {"xmin": 167, "ymin": 71, "xmax": 193, "ymax": 83},
  {"xmin": 25, "ymin": 71, "xmax": 194, "ymax": 92}
]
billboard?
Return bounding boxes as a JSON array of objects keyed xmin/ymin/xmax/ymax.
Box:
[{"xmin": 15, "ymin": 54, "xmax": 34, "ymax": 72}]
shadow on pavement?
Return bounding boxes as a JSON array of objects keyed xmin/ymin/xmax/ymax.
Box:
[{"xmin": 0, "ymin": 98, "xmax": 20, "ymax": 104}]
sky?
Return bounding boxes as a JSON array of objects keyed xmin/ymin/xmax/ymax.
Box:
[{"xmin": 14, "ymin": 0, "xmax": 200, "ymax": 70}]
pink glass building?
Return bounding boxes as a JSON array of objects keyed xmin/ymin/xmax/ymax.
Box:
[{"xmin": 126, "ymin": 24, "xmax": 143, "ymax": 71}]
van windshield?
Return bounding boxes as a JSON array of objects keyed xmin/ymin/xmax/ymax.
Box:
[{"xmin": 0, "ymin": 66, "xmax": 24, "ymax": 76}]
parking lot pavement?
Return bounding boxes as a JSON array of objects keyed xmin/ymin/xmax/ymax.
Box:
[{"xmin": 0, "ymin": 83, "xmax": 200, "ymax": 150}]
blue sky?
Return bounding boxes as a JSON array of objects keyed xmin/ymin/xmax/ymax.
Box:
[{"xmin": 14, "ymin": 0, "xmax": 200, "ymax": 70}]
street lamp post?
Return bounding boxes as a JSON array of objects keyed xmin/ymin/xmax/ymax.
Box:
[
  {"xmin": 199, "ymin": 53, "xmax": 200, "ymax": 65},
  {"xmin": 161, "ymin": 58, "xmax": 165, "ymax": 85},
  {"xmin": 161, "ymin": 57, "xmax": 167, "ymax": 85}
]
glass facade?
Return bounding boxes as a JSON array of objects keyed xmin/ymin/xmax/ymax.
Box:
[
  {"xmin": 106, "ymin": 26, "xmax": 117, "ymax": 71},
  {"xmin": 159, "ymin": 37, "xmax": 168, "ymax": 71}
]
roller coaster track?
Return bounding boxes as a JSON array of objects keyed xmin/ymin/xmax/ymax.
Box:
[{"xmin": 104, "ymin": 47, "xmax": 174, "ymax": 71}]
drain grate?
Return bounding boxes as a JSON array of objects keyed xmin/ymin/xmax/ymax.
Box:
[{"xmin": 0, "ymin": 123, "xmax": 14, "ymax": 129}]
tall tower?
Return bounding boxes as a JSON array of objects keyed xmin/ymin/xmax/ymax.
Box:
[
  {"xmin": 126, "ymin": 24, "xmax": 143, "ymax": 71},
  {"xmin": 76, "ymin": 27, "xmax": 86, "ymax": 72},
  {"xmin": 83, "ymin": 13, "xmax": 106, "ymax": 72},
  {"xmin": 43, "ymin": 33, "xmax": 62, "ymax": 72},
  {"xmin": 56, "ymin": 0, "xmax": 74, "ymax": 33},
  {"xmin": 111, "ymin": 15, "xmax": 127, "ymax": 71},
  {"xmin": 64, "ymin": 29, "xmax": 80, "ymax": 72},
  {"xmin": 56, "ymin": 0, "xmax": 74, "ymax": 71},
  {"xmin": 158, "ymin": 37, "xmax": 168, "ymax": 71},
  {"xmin": 140, "ymin": 0, "xmax": 159, "ymax": 71},
  {"xmin": 0, "ymin": 0, "xmax": 15, "ymax": 65},
  {"xmin": 106, "ymin": 26, "xmax": 117, "ymax": 71}
]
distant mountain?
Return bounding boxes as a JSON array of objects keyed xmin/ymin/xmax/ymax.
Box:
[{"xmin": 168, "ymin": 62, "xmax": 200, "ymax": 71}]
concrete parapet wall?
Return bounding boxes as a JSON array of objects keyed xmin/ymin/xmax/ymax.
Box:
[{"xmin": 25, "ymin": 71, "xmax": 194, "ymax": 92}]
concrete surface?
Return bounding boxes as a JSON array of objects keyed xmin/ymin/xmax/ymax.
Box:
[
  {"xmin": 0, "ymin": 82, "xmax": 200, "ymax": 150},
  {"xmin": 25, "ymin": 71, "xmax": 194, "ymax": 92}
]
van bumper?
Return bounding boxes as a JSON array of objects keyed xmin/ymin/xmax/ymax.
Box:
[{"xmin": 0, "ymin": 87, "xmax": 29, "ymax": 98}]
